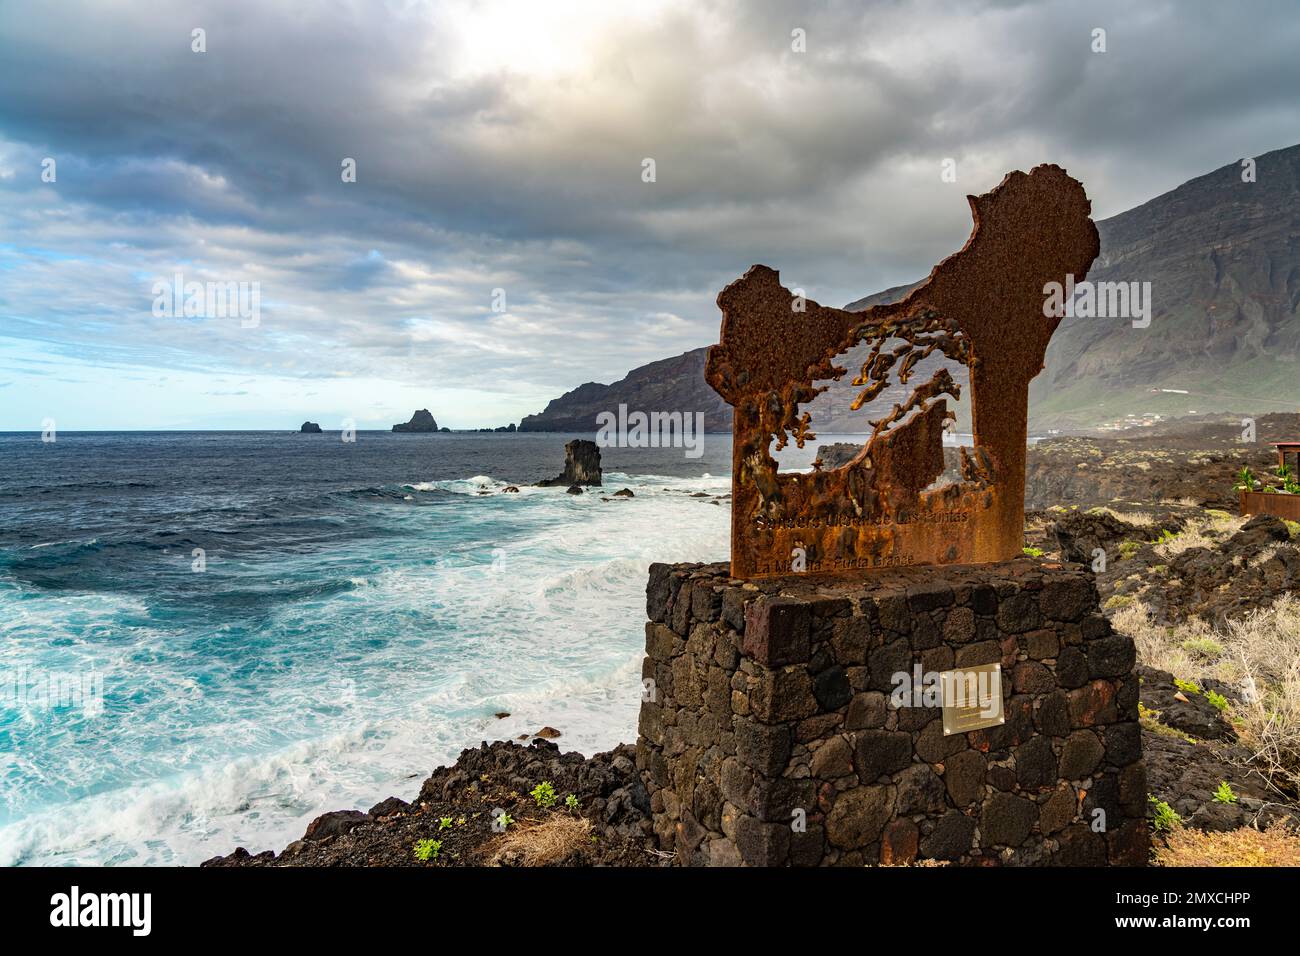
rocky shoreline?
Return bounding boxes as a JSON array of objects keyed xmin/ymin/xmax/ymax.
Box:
[
  {"xmin": 203, "ymin": 739, "xmax": 657, "ymax": 867},
  {"xmin": 202, "ymin": 656, "xmax": 1300, "ymax": 866}
]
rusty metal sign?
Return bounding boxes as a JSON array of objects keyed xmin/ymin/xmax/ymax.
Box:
[{"xmin": 706, "ymin": 165, "xmax": 1099, "ymax": 578}]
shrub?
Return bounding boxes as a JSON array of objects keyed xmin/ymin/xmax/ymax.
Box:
[
  {"xmin": 1223, "ymin": 597, "xmax": 1300, "ymax": 796},
  {"xmin": 530, "ymin": 781, "xmax": 557, "ymax": 808},
  {"xmin": 1181, "ymin": 636, "xmax": 1225, "ymax": 659},
  {"xmin": 1154, "ymin": 824, "xmax": 1300, "ymax": 867},
  {"xmin": 1174, "ymin": 677, "xmax": 1201, "ymax": 695},
  {"xmin": 1113, "ymin": 594, "xmax": 1300, "ymax": 797},
  {"xmin": 1212, "ymin": 781, "xmax": 1238, "ymax": 804},
  {"xmin": 1205, "ymin": 689, "xmax": 1228, "ymax": 712},
  {"xmin": 414, "ymin": 838, "xmax": 442, "ymax": 862},
  {"xmin": 1149, "ymin": 796, "xmax": 1182, "ymax": 832},
  {"xmin": 489, "ymin": 815, "xmax": 592, "ymax": 866},
  {"xmin": 1022, "ymin": 546, "xmax": 1043, "ymax": 558}
]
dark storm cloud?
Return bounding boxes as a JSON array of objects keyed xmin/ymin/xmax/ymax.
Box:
[{"xmin": 0, "ymin": 0, "xmax": 1298, "ymax": 424}]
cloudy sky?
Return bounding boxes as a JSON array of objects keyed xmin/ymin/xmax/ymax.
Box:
[{"xmin": 1, "ymin": 0, "xmax": 1296, "ymax": 429}]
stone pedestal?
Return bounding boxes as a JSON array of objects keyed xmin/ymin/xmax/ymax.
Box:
[{"xmin": 636, "ymin": 559, "xmax": 1147, "ymax": 866}]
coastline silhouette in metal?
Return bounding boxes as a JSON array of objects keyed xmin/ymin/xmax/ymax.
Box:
[{"xmin": 706, "ymin": 165, "xmax": 1100, "ymax": 579}]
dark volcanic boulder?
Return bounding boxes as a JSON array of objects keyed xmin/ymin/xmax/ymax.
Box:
[
  {"xmin": 1227, "ymin": 514, "xmax": 1290, "ymax": 552},
  {"xmin": 300, "ymin": 421, "xmax": 323, "ymax": 433},
  {"xmin": 1137, "ymin": 665, "xmax": 1235, "ymax": 741},
  {"xmin": 392, "ymin": 409, "xmax": 439, "ymax": 433},
  {"xmin": 538, "ymin": 439, "xmax": 602, "ymax": 487},
  {"xmin": 303, "ymin": 809, "xmax": 368, "ymax": 841},
  {"xmin": 1049, "ymin": 509, "xmax": 1148, "ymax": 564}
]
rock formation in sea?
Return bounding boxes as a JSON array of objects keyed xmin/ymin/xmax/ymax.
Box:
[
  {"xmin": 537, "ymin": 439, "xmax": 602, "ymax": 487},
  {"xmin": 300, "ymin": 421, "xmax": 323, "ymax": 433},
  {"xmin": 392, "ymin": 409, "xmax": 439, "ymax": 433}
]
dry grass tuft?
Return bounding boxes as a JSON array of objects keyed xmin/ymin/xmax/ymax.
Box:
[
  {"xmin": 1152, "ymin": 511, "xmax": 1246, "ymax": 559},
  {"xmin": 1112, "ymin": 594, "xmax": 1300, "ymax": 796},
  {"xmin": 1154, "ymin": 823, "xmax": 1300, "ymax": 867},
  {"xmin": 876, "ymin": 858, "xmax": 950, "ymax": 867},
  {"xmin": 1248, "ymin": 543, "xmax": 1284, "ymax": 568},
  {"xmin": 1111, "ymin": 602, "xmax": 1227, "ymax": 681},
  {"xmin": 1087, "ymin": 506, "xmax": 1154, "ymax": 526},
  {"xmin": 489, "ymin": 814, "xmax": 592, "ymax": 866},
  {"xmin": 1225, "ymin": 596, "xmax": 1300, "ymax": 797}
]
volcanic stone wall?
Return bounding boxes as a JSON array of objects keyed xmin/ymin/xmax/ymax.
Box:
[{"xmin": 637, "ymin": 558, "xmax": 1148, "ymax": 866}]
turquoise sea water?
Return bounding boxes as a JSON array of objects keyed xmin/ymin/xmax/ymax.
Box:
[{"xmin": 0, "ymin": 431, "xmax": 752, "ymax": 865}]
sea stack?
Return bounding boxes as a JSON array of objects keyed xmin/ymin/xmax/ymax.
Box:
[
  {"xmin": 392, "ymin": 409, "xmax": 439, "ymax": 433},
  {"xmin": 300, "ymin": 421, "xmax": 323, "ymax": 433},
  {"xmin": 538, "ymin": 439, "xmax": 602, "ymax": 487}
]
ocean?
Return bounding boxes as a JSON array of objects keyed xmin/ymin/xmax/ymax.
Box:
[{"xmin": 0, "ymin": 430, "xmax": 792, "ymax": 865}]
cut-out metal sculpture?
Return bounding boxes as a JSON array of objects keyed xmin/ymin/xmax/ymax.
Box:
[{"xmin": 706, "ymin": 165, "xmax": 1099, "ymax": 578}]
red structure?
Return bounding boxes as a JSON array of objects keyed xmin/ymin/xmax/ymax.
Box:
[{"xmin": 1271, "ymin": 442, "xmax": 1300, "ymax": 473}]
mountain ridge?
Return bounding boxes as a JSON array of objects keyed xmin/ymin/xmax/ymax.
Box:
[{"xmin": 520, "ymin": 144, "xmax": 1300, "ymax": 434}]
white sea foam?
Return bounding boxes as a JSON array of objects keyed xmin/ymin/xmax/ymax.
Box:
[{"xmin": 0, "ymin": 469, "xmax": 730, "ymax": 865}]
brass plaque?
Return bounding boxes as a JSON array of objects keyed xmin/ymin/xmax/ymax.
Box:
[{"xmin": 940, "ymin": 663, "xmax": 1004, "ymax": 736}]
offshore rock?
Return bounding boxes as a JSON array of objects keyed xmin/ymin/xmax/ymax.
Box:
[
  {"xmin": 538, "ymin": 439, "xmax": 603, "ymax": 487},
  {"xmin": 392, "ymin": 409, "xmax": 439, "ymax": 433}
]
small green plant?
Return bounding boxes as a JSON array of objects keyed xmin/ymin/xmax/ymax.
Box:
[
  {"xmin": 1212, "ymin": 781, "xmax": 1238, "ymax": 804},
  {"xmin": 1277, "ymin": 463, "xmax": 1293, "ymax": 481},
  {"xmin": 1174, "ymin": 677, "xmax": 1201, "ymax": 695},
  {"xmin": 1118, "ymin": 540, "xmax": 1140, "ymax": 560},
  {"xmin": 565, "ymin": 793, "xmax": 580, "ymax": 812},
  {"xmin": 1236, "ymin": 466, "xmax": 1257, "ymax": 492},
  {"xmin": 1104, "ymin": 594, "xmax": 1135, "ymax": 610},
  {"xmin": 496, "ymin": 811, "xmax": 514, "ymax": 830},
  {"xmin": 1149, "ymin": 795, "xmax": 1182, "ymax": 832},
  {"xmin": 1181, "ymin": 636, "xmax": 1224, "ymax": 659},
  {"xmin": 1153, "ymin": 528, "xmax": 1178, "ymax": 545},
  {"xmin": 1205, "ymin": 689, "xmax": 1228, "ymax": 712},
  {"xmin": 439, "ymin": 816, "xmax": 453, "ymax": 830},
  {"xmin": 530, "ymin": 781, "xmax": 557, "ymax": 808},
  {"xmin": 414, "ymin": 838, "xmax": 442, "ymax": 862},
  {"xmin": 456, "ymin": 816, "xmax": 466, "ymax": 826},
  {"xmin": 1021, "ymin": 546, "xmax": 1043, "ymax": 558}
]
